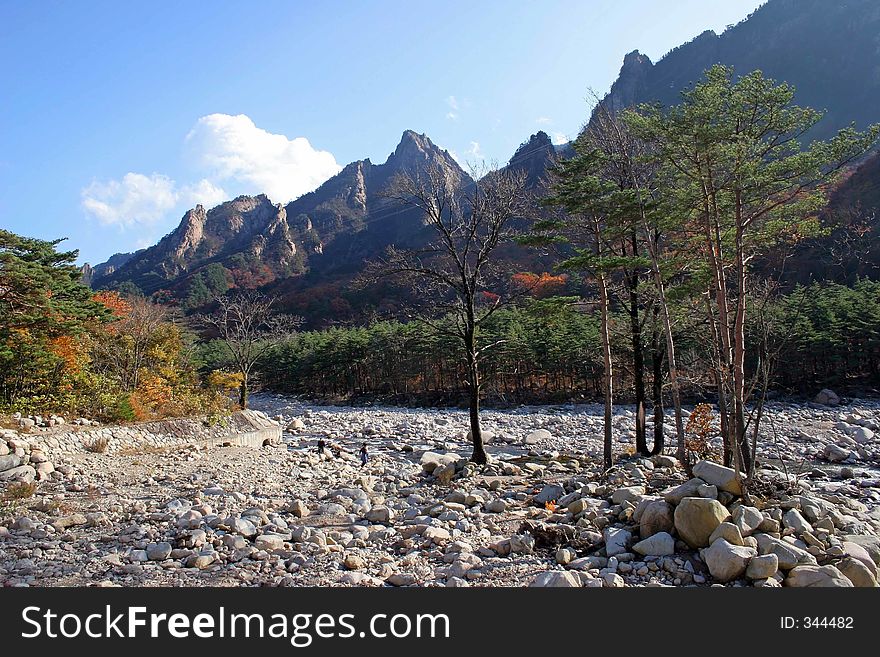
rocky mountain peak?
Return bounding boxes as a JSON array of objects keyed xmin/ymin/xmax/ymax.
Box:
[
  {"xmin": 603, "ymin": 50, "xmax": 653, "ymax": 114},
  {"xmin": 506, "ymin": 131, "xmax": 559, "ymax": 189},
  {"xmin": 384, "ymin": 130, "xmax": 460, "ymax": 175}
]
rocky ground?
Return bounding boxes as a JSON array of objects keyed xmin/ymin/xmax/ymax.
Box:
[{"xmin": 1, "ymin": 392, "xmax": 879, "ymax": 588}]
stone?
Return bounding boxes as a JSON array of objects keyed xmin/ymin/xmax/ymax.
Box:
[
  {"xmin": 434, "ymin": 463, "xmax": 456, "ymax": 485},
  {"xmin": 467, "ymin": 429, "xmax": 494, "ymax": 444},
  {"xmin": 146, "ymin": 542, "xmax": 172, "ymax": 561},
  {"xmin": 840, "ymin": 535, "xmax": 880, "ymax": 567},
  {"xmin": 340, "ymin": 572, "xmax": 383, "ymax": 587},
  {"xmin": 365, "ymin": 505, "xmax": 394, "ymax": 524},
  {"xmin": 840, "ymin": 541, "xmax": 876, "ymax": 572},
  {"xmin": 419, "ymin": 451, "xmax": 459, "ymax": 474},
  {"xmin": 530, "ymin": 571, "xmax": 581, "ymax": 587},
  {"xmin": 556, "ymin": 548, "xmax": 577, "ymax": 565},
  {"xmin": 287, "ymin": 500, "xmax": 308, "ymax": 517},
  {"xmin": 12, "ymin": 516, "xmax": 35, "ymax": 531},
  {"xmin": 663, "ymin": 478, "xmax": 706, "ymax": 505},
  {"xmin": 755, "ymin": 534, "xmax": 817, "ymax": 570},
  {"xmin": 28, "ymin": 449, "xmax": 48, "ymax": 463},
  {"xmin": 611, "ymin": 486, "xmax": 645, "ymax": 504},
  {"xmin": 254, "ymin": 534, "xmax": 286, "ymax": 551},
  {"xmin": 176, "ymin": 510, "xmax": 203, "ymax": 529},
  {"xmin": 692, "ymin": 460, "xmax": 742, "ymax": 496},
  {"xmin": 632, "ymin": 531, "xmax": 675, "ymax": 556},
  {"xmin": 534, "ymin": 484, "xmax": 565, "ymax": 505},
  {"xmin": 286, "ymin": 418, "xmax": 306, "ymax": 431},
  {"xmin": 602, "ymin": 572, "xmax": 625, "ymax": 587},
  {"xmin": 343, "ymin": 553, "xmax": 366, "ymax": 570},
  {"xmin": 567, "ymin": 498, "xmax": 590, "ymax": 515},
  {"xmin": 673, "ymin": 497, "xmax": 731, "ymax": 548},
  {"xmin": 746, "ymin": 554, "xmax": 779, "ymax": 580},
  {"xmin": 525, "ymin": 429, "xmax": 552, "ymax": 445},
  {"xmin": 0, "ymin": 464, "xmax": 35, "ymax": 482},
  {"xmin": 185, "ymin": 553, "xmax": 216, "ymax": 570},
  {"xmin": 423, "ymin": 527, "xmax": 451, "ymax": 543},
  {"xmin": 701, "ymin": 539, "xmax": 756, "ymax": 582},
  {"xmin": 783, "ymin": 509, "xmax": 813, "ymax": 534},
  {"xmin": 509, "ymin": 534, "xmax": 535, "ymax": 555},
  {"xmin": 228, "ymin": 517, "xmax": 257, "ymax": 538},
  {"xmin": 639, "ymin": 500, "xmax": 674, "ymax": 538},
  {"xmin": 386, "ymin": 573, "xmax": 418, "ymax": 587},
  {"xmin": 604, "ymin": 527, "xmax": 632, "ymax": 557},
  {"xmin": 708, "ymin": 522, "xmax": 744, "ymax": 546},
  {"xmin": 851, "ymin": 427, "xmax": 874, "ymax": 444},
  {"xmin": 485, "ymin": 499, "xmax": 506, "ymax": 513},
  {"xmin": 836, "ymin": 557, "xmax": 878, "ymax": 588},
  {"xmin": 732, "ymin": 505, "xmax": 763, "ymax": 536},
  {"xmin": 785, "ymin": 565, "xmax": 853, "ymax": 587},
  {"xmin": 823, "ymin": 444, "xmax": 851, "ymax": 462},
  {"xmin": 814, "ymin": 389, "xmax": 840, "ymax": 406}
]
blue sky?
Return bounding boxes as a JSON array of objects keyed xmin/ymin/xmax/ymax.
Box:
[{"xmin": 0, "ymin": 0, "xmax": 765, "ymax": 265}]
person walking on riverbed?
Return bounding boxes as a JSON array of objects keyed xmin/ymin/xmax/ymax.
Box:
[{"xmin": 360, "ymin": 442, "xmax": 368, "ymax": 467}]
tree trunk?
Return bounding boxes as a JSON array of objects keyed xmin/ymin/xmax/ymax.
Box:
[
  {"xmin": 642, "ymin": 228, "xmax": 685, "ymax": 461},
  {"xmin": 599, "ymin": 272, "xmax": 614, "ymax": 470},
  {"xmin": 465, "ymin": 329, "xmax": 487, "ymax": 464},
  {"xmin": 239, "ymin": 373, "xmax": 249, "ymax": 409},
  {"xmin": 651, "ymin": 318, "xmax": 665, "ymax": 456},
  {"xmin": 629, "ymin": 276, "xmax": 648, "ymax": 455},
  {"xmin": 733, "ymin": 218, "xmax": 752, "ymax": 478}
]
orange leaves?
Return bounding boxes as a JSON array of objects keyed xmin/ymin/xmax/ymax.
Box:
[
  {"xmin": 93, "ymin": 291, "xmax": 132, "ymax": 329},
  {"xmin": 685, "ymin": 403, "xmax": 717, "ymax": 460},
  {"xmin": 49, "ymin": 334, "xmax": 88, "ymax": 371},
  {"xmin": 511, "ymin": 272, "xmax": 568, "ymax": 299}
]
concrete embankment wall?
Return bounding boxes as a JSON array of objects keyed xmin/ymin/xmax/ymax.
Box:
[{"xmin": 9, "ymin": 409, "xmax": 282, "ymax": 460}]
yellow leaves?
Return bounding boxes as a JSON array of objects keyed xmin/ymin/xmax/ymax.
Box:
[{"xmin": 207, "ymin": 370, "xmax": 244, "ymax": 392}]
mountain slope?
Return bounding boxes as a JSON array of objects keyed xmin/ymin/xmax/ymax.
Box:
[
  {"xmin": 597, "ymin": 0, "xmax": 880, "ymax": 139},
  {"xmin": 91, "ymin": 131, "xmax": 472, "ymax": 312}
]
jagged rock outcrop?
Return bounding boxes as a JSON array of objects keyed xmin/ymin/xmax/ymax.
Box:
[
  {"xmin": 81, "ymin": 250, "xmax": 139, "ymax": 287},
  {"xmin": 504, "ymin": 131, "xmax": 560, "ymax": 190},
  {"xmin": 92, "ymin": 131, "xmax": 471, "ymax": 306}
]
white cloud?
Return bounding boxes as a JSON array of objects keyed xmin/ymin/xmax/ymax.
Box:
[
  {"xmin": 551, "ymin": 132, "xmax": 570, "ymax": 145},
  {"xmin": 446, "ymin": 95, "xmax": 459, "ymax": 111},
  {"xmin": 81, "ymin": 173, "xmax": 229, "ymax": 230},
  {"xmin": 82, "ymin": 114, "xmax": 341, "ymax": 239},
  {"xmin": 81, "ymin": 173, "xmax": 180, "ymax": 229},
  {"xmin": 180, "ymin": 178, "xmax": 228, "ymax": 208},
  {"xmin": 536, "ymin": 116, "xmax": 553, "ymax": 125},
  {"xmin": 467, "ymin": 141, "xmax": 483, "ymax": 158},
  {"xmin": 185, "ymin": 113, "xmax": 341, "ymax": 204},
  {"xmin": 445, "ymin": 111, "xmax": 458, "ymax": 121}
]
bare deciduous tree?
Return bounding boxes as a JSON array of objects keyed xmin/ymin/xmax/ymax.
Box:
[
  {"xmin": 363, "ymin": 165, "xmax": 533, "ymax": 464},
  {"xmin": 91, "ymin": 297, "xmax": 171, "ymax": 392},
  {"xmin": 197, "ymin": 292, "xmax": 301, "ymax": 409}
]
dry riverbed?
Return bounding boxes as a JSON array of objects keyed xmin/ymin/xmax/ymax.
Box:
[{"xmin": 1, "ymin": 393, "xmax": 879, "ymax": 587}]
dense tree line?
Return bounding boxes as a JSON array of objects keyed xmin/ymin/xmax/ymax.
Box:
[{"xmin": 244, "ymin": 280, "xmax": 880, "ymax": 405}]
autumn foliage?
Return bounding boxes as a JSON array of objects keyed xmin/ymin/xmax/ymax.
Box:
[{"xmin": 511, "ymin": 272, "xmax": 568, "ymax": 298}]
